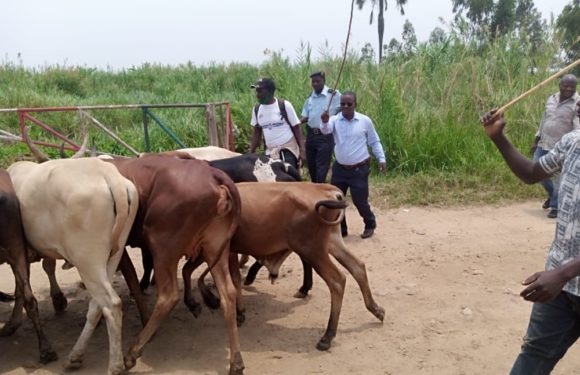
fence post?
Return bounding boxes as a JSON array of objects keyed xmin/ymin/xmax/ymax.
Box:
[
  {"xmin": 206, "ymin": 104, "xmax": 218, "ymax": 147},
  {"xmin": 142, "ymin": 107, "xmax": 151, "ymax": 152}
]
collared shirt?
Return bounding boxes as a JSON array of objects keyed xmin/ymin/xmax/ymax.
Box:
[
  {"xmin": 539, "ymin": 129, "xmax": 580, "ymax": 296},
  {"xmin": 301, "ymin": 86, "xmax": 341, "ymax": 129},
  {"xmin": 321, "ymin": 111, "xmax": 386, "ymax": 165},
  {"xmin": 537, "ymin": 92, "xmax": 580, "ymax": 150}
]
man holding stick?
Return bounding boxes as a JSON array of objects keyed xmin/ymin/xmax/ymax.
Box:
[
  {"xmin": 481, "ymin": 104, "xmax": 580, "ymax": 375},
  {"xmin": 531, "ymin": 74, "xmax": 579, "ymax": 219}
]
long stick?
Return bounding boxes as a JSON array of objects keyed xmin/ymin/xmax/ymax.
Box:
[
  {"xmin": 326, "ymin": 0, "xmax": 356, "ymax": 113},
  {"xmin": 496, "ymin": 58, "xmax": 580, "ymax": 115}
]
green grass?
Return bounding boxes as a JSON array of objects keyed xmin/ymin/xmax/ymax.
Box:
[{"xmin": 0, "ymin": 33, "xmax": 562, "ymax": 207}]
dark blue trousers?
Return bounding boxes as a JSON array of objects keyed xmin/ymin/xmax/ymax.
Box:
[
  {"xmin": 510, "ymin": 292, "xmax": 580, "ymax": 375},
  {"xmin": 306, "ymin": 130, "xmax": 334, "ymax": 183},
  {"xmin": 330, "ymin": 162, "xmax": 376, "ymax": 233}
]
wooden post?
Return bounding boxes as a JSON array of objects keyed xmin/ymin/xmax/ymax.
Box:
[{"xmin": 206, "ymin": 104, "xmax": 218, "ymax": 147}]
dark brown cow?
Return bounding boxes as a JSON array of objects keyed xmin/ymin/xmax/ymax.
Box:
[
  {"xmin": 0, "ymin": 169, "xmax": 57, "ymax": 363},
  {"xmin": 183, "ymin": 182, "xmax": 385, "ymax": 351},
  {"xmin": 106, "ymin": 155, "xmax": 245, "ymax": 374}
]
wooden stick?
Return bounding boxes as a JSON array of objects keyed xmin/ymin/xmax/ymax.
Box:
[
  {"xmin": 326, "ymin": 0, "xmax": 355, "ymax": 113},
  {"xmin": 496, "ymin": 58, "xmax": 580, "ymax": 115}
]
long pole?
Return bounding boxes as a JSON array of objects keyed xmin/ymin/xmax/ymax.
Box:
[
  {"xmin": 326, "ymin": 0, "xmax": 356, "ymax": 113},
  {"xmin": 496, "ymin": 58, "xmax": 580, "ymax": 115}
]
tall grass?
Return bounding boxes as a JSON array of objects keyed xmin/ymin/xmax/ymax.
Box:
[{"xmin": 0, "ymin": 33, "xmax": 564, "ymax": 206}]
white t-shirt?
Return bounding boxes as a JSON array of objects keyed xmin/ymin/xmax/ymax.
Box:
[{"xmin": 250, "ymin": 99, "xmax": 300, "ymax": 148}]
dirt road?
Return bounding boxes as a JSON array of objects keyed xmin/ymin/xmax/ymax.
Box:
[{"xmin": 2, "ymin": 202, "xmax": 580, "ymax": 375}]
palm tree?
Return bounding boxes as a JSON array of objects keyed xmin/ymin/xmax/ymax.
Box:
[{"xmin": 356, "ymin": 0, "xmax": 408, "ymax": 62}]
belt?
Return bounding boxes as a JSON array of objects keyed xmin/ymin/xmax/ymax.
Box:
[
  {"xmin": 338, "ymin": 158, "xmax": 370, "ymax": 170},
  {"xmin": 307, "ymin": 127, "xmax": 324, "ymax": 135}
]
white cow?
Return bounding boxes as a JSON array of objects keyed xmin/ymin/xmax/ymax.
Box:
[
  {"xmin": 175, "ymin": 145, "xmax": 241, "ymax": 160},
  {"xmin": 8, "ymin": 158, "xmax": 139, "ymax": 375}
]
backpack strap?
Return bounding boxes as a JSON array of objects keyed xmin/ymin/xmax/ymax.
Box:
[
  {"xmin": 254, "ymin": 104, "xmax": 260, "ymax": 126},
  {"xmin": 277, "ymin": 98, "xmax": 291, "ymax": 126}
]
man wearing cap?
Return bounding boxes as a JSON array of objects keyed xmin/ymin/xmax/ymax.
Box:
[
  {"xmin": 321, "ymin": 90, "xmax": 387, "ymax": 239},
  {"xmin": 249, "ymin": 78, "xmax": 305, "ymax": 169},
  {"xmin": 300, "ymin": 71, "xmax": 341, "ymax": 183}
]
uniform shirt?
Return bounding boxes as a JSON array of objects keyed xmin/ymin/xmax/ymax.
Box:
[
  {"xmin": 539, "ymin": 129, "xmax": 580, "ymax": 296},
  {"xmin": 537, "ymin": 92, "xmax": 580, "ymax": 150},
  {"xmin": 321, "ymin": 111, "xmax": 386, "ymax": 165},
  {"xmin": 301, "ymin": 86, "xmax": 341, "ymax": 129},
  {"xmin": 251, "ymin": 99, "xmax": 300, "ymax": 148}
]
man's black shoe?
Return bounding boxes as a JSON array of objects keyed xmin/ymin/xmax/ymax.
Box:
[
  {"xmin": 542, "ymin": 199, "xmax": 550, "ymax": 209},
  {"xmin": 547, "ymin": 209, "xmax": 558, "ymax": 219},
  {"xmin": 361, "ymin": 228, "xmax": 374, "ymax": 239}
]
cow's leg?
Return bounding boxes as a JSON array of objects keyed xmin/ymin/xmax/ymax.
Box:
[
  {"xmin": 119, "ymin": 250, "xmax": 150, "ymax": 326},
  {"xmin": 238, "ymin": 254, "xmax": 250, "ymax": 268},
  {"xmin": 301, "ymin": 249, "xmax": 346, "ymax": 351},
  {"xmin": 125, "ymin": 256, "xmax": 180, "ymax": 370},
  {"xmin": 329, "ymin": 233, "xmax": 385, "ymax": 322},
  {"xmin": 243, "ymin": 260, "xmax": 263, "ymax": 285},
  {"xmin": 4, "ymin": 254, "xmax": 57, "ymax": 363},
  {"xmin": 139, "ymin": 248, "xmax": 154, "ymax": 291},
  {"xmin": 228, "ymin": 253, "xmax": 246, "ymax": 325},
  {"xmin": 204, "ymin": 247, "xmax": 244, "ymax": 375},
  {"xmin": 182, "ymin": 256, "xmax": 204, "ymax": 317},
  {"xmin": 42, "ymin": 258, "xmax": 67, "ymax": 312},
  {"xmin": 294, "ymin": 256, "xmax": 313, "ymax": 299},
  {"xmin": 0, "ymin": 291, "xmax": 14, "ymax": 302},
  {"xmin": 0, "ymin": 282, "xmax": 23, "ymax": 336},
  {"xmin": 67, "ymin": 254, "xmax": 125, "ymax": 374}
]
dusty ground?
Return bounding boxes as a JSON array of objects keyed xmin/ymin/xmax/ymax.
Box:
[{"xmin": 2, "ymin": 201, "xmax": 580, "ymax": 375}]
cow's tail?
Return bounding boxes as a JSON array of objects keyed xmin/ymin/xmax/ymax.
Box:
[
  {"xmin": 315, "ymin": 200, "xmax": 348, "ymax": 225},
  {"xmin": 106, "ymin": 176, "xmax": 138, "ymax": 257},
  {"xmin": 206, "ymin": 170, "xmax": 241, "ymax": 272}
]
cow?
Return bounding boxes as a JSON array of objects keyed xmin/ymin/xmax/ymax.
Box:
[
  {"xmin": 103, "ymin": 155, "xmax": 245, "ymax": 375},
  {"xmin": 182, "ymin": 182, "xmax": 385, "ymax": 351},
  {"xmin": 137, "ymin": 151, "xmax": 303, "ymax": 293},
  {"xmin": 8, "ymin": 157, "xmax": 139, "ymax": 375},
  {"xmin": 0, "ymin": 169, "xmax": 57, "ymax": 364}
]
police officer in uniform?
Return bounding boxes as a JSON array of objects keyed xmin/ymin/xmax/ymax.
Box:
[{"xmin": 300, "ymin": 71, "xmax": 341, "ymax": 183}]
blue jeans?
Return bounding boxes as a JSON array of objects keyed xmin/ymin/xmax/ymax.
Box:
[
  {"xmin": 533, "ymin": 147, "xmax": 559, "ymax": 210},
  {"xmin": 509, "ymin": 292, "xmax": 580, "ymax": 375}
]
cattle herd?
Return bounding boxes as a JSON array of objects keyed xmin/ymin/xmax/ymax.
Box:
[{"xmin": 0, "ymin": 141, "xmax": 385, "ymax": 375}]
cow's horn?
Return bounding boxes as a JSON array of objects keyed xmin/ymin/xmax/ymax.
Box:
[
  {"xmin": 59, "ymin": 143, "xmax": 67, "ymax": 158},
  {"xmin": 71, "ymin": 132, "xmax": 89, "ymax": 159},
  {"xmin": 90, "ymin": 137, "xmax": 97, "ymax": 157},
  {"xmin": 23, "ymin": 132, "xmax": 50, "ymax": 163}
]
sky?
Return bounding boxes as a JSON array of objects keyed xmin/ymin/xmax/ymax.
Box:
[{"xmin": 1, "ymin": 0, "xmax": 572, "ymax": 70}]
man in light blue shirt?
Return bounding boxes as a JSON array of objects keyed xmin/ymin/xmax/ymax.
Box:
[
  {"xmin": 300, "ymin": 71, "xmax": 341, "ymax": 183},
  {"xmin": 321, "ymin": 91, "xmax": 387, "ymax": 239}
]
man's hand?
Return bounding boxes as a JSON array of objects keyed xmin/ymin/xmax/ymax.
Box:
[
  {"xmin": 520, "ymin": 268, "xmax": 567, "ymax": 303},
  {"xmin": 480, "ymin": 109, "xmax": 505, "ymax": 140},
  {"xmin": 320, "ymin": 111, "xmax": 329, "ymax": 123},
  {"xmin": 379, "ymin": 162, "xmax": 387, "ymax": 175}
]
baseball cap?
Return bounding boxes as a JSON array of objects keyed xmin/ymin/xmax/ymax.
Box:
[
  {"xmin": 310, "ymin": 71, "xmax": 325, "ymax": 79},
  {"xmin": 250, "ymin": 77, "xmax": 276, "ymax": 92}
]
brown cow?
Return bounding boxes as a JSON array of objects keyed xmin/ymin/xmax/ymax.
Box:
[
  {"xmin": 183, "ymin": 182, "xmax": 385, "ymax": 351},
  {"xmin": 106, "ymin": 155, "xmax": 245, "ymax": 375},
  {"xmin": 0, "ymin": 169, "xmax": 57, "ymax": 364}
]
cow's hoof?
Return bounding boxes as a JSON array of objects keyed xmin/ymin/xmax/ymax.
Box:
[
  {"xmin": 186, "ymin": 300, "xmax": 202, "ymax": 318},
  {"xmin": 236, "ymin": 312, "xmax": 246, "ymax": 327},
  {"xmin": 0, "ymin": 291, "xmax": 15, "ymax": 302},
  {"xmin": 40, "ymin": 349, "xmax": 58, "ymax": 364},
  {"xmin": 124, "ymin": 355, "xmax": 137, "ymax": 370},
  {"xmin": 371, "ymin": 305, "xmax": 385, "ymax": 322},
  {"xmin": 293, "ymin": 287, "xmax": 309, "ymax": 299},
  {"xmin": 0, "ymin": 322, "xmax": 20, "ymax": 336},
  {"xmin": 52, "ymin": 292, "xmax": 68, "ymax": 313},
  {"xmin": 316, "ymin": 337, "xmax": 332, "ymax": 351},
  {"xmin": 64, "ymin": 357, "xmax": 83, "ymax": 371},
  {"xmin": 109, "ymin": 365, "xmax": 127, "ymax": 375},
  {"xmin": 229, "ymin": 353, "xmax": 245, "ymax": 375}
]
